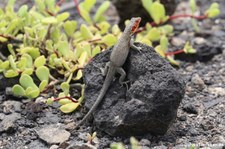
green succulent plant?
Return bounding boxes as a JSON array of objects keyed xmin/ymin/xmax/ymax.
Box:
[{"xmin": 139, "ymin": 0, "xmax": 220, "ymax": 65}]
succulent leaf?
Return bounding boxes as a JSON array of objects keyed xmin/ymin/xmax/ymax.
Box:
[
  {"xmin": 61, "ymin": 82, "xmax": 70, "ymax": 95},
  {"xmin": 147, "ymin": 28, "xmax": 161, "ymax": 41},
  {"xmin": 80, "ymin": 24, "xmax": 94, "ymax": 40},
  {"xmin": 25, "ymin": 88, "xmax": 40, "ymax": 98},
  {"xmin": 57, "ymin": 12, "xmax": 70, "ymax": 22},
  {"xmin": 141, "ymin": 0, "xmax": 153, "ymax": 15},
  {"xmin": 155, "ymin": 45, "xmax": 166, "ymax": 58},
  {"xmin": 39, "ymin": 80, "xmax": 48, "ymax": 92},
  {"xmin": 190, "ymin": 0, "xmax": 196, "ymax": 13},
  {"xmin": 12, "ymin": 85, "xmax": 25, "ymax": 96},
  {"xmin": 79, "ymin": 5, "xmax": 93, "ymax": 24},
  {"xmin": 160, "ymin": 36, "xmax": 168, "ymax": 52},
  {"xmin": 34, "ymin": 56, "xmax": 46, "ymax": 68},
  {"xmin": 102, "ymin": 34, "xmax": 117, "ymax": 46},
  {"xmin": 60, "ymin": 102, "xmax": 80, "ymax": 113},
  {"xmin": 19, "ymin": 74, "xmax": 39, "ymax": 90},
  {"xmin": 92, "ymin": 46, "xmax": 101, "ymax": 57},
  {"xmin": 58, "ymin": 98, "xmax": 72, "ymax": 105},
  {"xmin": 167, "ymin": 55, "xmax": 180, "ymax": 66},
  {"xmin": 4, "ymin": 70, "xmax": 19, "ymax": 78},
  {"xmin": 81, "ymin": 0, "xmax": 96, "ymax": 12},
  {"xmin": 36, "ymin": 66, "xmax": 50, "ymax": 82},
  {"xmin": 63, "ymin": 20, "xmax": 77, "ymax": 37},
  {"xmin": 149, "ymin": 1, "xmax": 168, "ymax": 24},
  {"xmin": 94, "ymin": 1, "xmax": 110, "ymax": 23},
  {"xmin": 73, "ymin": 69, "xmax": 83, "ymax": 81},
  {"xmin": 46, "ymin": 98, "xmax": 54, "ymax": 105}
]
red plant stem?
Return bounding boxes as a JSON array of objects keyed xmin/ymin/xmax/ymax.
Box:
[
  {"xmin": 165, "ymin": 49, "xmax": 184, "ymax": 56},
  {"xmin": 168, "ymin": 14, "xmax": 207, "ymax": 21},
  {"xmin": 53, "ymin": 96, "xmax": 78, "ymax": 103},
  {"xmin": 149, "ymin": 22, "xmax": 157, "ymax": 26},
  {"xmin": 136, "ymin": 14, "xmax": 208, "ymax": 33},
  {"xmin": 45, "ymin": 9, "xmax": 55, "ymax": 16},
  {"xmin": 56, "ymin": 0, "xmax": 65, "ymax": 6},
  {"xmin": 73, "ymin": 0, "xmax": 81, "ymax": 17}
]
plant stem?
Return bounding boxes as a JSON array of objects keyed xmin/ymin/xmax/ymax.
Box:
[
  {"xmin": 165, "ymin": 49, "xmax": 184, "ymax": 56},
  {"xmin": 56, "ymin": 0, "xmax": 65, "ymax": 6},
  {"xmin": 45, "ymin": 9, "xmax": 55, "ymax": 16},
  {"xmin": 0, "ymin": 34, "xmax": 20, "ymax": 41},
  {"xmin": 168, "ymin": 14, "xmax": 207, "ymax": 21},
  {"xmin": 54, "ymin": 96, "xmax": 78, "ymax": 103},
  {"xmin": 49, "ymin": 74, "xmax": 58, "ymax": 81},
  {"xmin": 88, "ymin": 38, "xmax": 101, "ymax": 43},
  {"xmin": 73, "ymin": 0, "xmax": 81, "ymax": 17},
  {"xmin": 136, "ymin": 14, "xmax": 207, "ymax": 33}
]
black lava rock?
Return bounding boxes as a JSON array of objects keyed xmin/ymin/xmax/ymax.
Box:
[
  {"xmin": 83, "ymin": 43, "xmax": 185, "ymax": 136},
  {"xmin": 0, "ymin": 74, "xmax": 19, "ymax": 91}
]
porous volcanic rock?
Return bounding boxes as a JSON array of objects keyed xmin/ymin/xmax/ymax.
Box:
[{"xmin": 82, "ymin": 43, "xmax": 185, "ymax": 136}]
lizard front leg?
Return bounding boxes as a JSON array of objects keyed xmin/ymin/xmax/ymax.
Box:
[{"xmin": 130, "ymin": 36, "xmax": 142, "ymax": 51}]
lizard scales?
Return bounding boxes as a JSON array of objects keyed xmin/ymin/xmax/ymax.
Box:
[{"xmin": 75, "ymin": 17, "xmax": 141, "ymax": 129}]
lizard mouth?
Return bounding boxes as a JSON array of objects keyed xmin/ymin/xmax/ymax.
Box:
[{"xmin": 131, "ymin": 18, "xmax": 141, "ymax": 34}]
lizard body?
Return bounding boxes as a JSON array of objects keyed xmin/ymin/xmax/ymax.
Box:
[{"xmin": 75, "ymin": 17, "xmax": 141, "ymax": 129}]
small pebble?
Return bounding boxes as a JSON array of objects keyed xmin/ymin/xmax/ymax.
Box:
[
  {"xmin": 178, "ymin": 115, "xmax": 187, "ymax": 121},
  {"xmin": 191, "ymin": 73, "xmax": 206, "ymax": 90},
  {"xmin": 171, "ymin": 37, "xmax": 185, "ymax": 47},
  {"xmin": 194, "ymin": 37, "xmax": 206, "ymax": 45},
  {"xmin": 139, "ymin": 139, "xmax": 151, "ymax": 146},
  {"xmin": 183, "ymin": 103, "xmax": 198, "ymax": 114}
]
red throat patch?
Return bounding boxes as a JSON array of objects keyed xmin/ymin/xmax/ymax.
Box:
[{"xmin": 131, "ymin": 18, "xmax": 141, "ymax": 33}]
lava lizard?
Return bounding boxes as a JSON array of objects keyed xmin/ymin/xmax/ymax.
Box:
[{"xmin": 75, "ymin": 17, "xmax": 141, "ymax": 129}]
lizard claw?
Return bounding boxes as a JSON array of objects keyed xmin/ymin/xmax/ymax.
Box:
[
  {"xmin": 120, "ymin": 80, "xmax": 130, "ymax": 90},
  {"xmin": 136, "ymin": 47, "xmax": 142, "ymax": 53},
  {"xmin": 131, "ymin": 44, "xmax": 142, "ymax": 53},
  {"xmin": 99, "ymin": 68, "xmax": 106, "ymax": 76}
]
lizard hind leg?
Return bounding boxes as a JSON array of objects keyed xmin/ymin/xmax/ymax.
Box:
[{"xmin": 116, "ymin": 67, "xmax": 129, "ymax": 90}]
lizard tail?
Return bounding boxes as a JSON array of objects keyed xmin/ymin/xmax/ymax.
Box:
[{"xmin": 75, "ymin": 66, "xmax": 116, "ymax": 129}]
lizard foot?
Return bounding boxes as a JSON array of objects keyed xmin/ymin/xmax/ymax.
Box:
[
  {"xmin": 136, "ymin": 47, "xmax": 142, "ymax": 53},
  {"xmin": 99, "ymin": 67, "xmax": 106, "ymax": 76},
  {"xmin": 119, "ymin": 80, "xmax": 130, "ymax": 90}
]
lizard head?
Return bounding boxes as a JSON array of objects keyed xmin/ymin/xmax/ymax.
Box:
[{"xmin": 126, "ymin": 17, "xmax": 141, "ymax": 36}]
